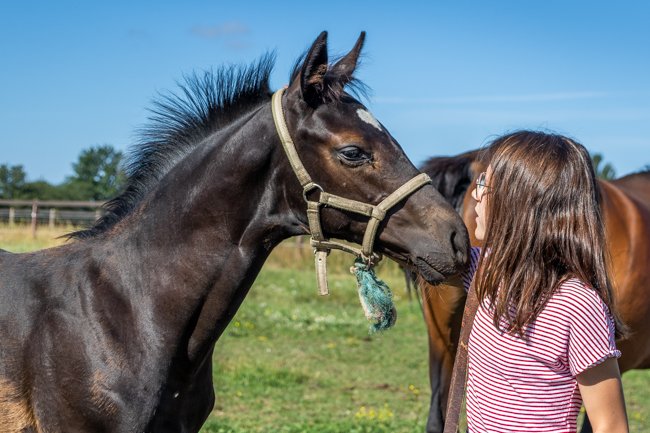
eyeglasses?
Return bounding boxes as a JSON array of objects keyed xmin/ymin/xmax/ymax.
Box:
[{"xmin": 475, "ymin": 172, "xmax": 490, "ymax": 200}]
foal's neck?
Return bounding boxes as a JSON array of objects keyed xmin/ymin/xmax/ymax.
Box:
[{"xmin": 115, "ymin": 104, "xmax": 301, "ymax": 359}]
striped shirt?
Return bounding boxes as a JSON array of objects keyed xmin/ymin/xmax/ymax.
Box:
[{"xmin": 463, "ymin": 247, "xmax": 620, "ymax": 433}]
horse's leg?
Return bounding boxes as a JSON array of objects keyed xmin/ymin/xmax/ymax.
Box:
[
  {"xmin": 580, "ymin": 412, "xmax": 593, "ymax": 433},
  {"xmin": 404, "ymin": 267, "xmax": 414, "ymax": 301},
  {"xmin": 420, "ymin": 280, "xmax": 466, "ymax": 433},
  {"xmin": 146, "ymin": 347, "xmax": 216, "ymax": 433}
]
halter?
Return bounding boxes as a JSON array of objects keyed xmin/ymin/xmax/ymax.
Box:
[{"xmin": 271, "ymin": 87, "xmax": 431, "ymax": 295}]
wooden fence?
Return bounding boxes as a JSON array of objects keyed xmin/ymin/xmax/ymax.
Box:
[{"xmin": 0, "ymin": 199, "xmax": 106, "ymax": 237}]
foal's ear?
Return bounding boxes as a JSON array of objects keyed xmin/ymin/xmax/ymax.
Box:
[
  {"xmin": 297, "ymin": 31, "xmax": 329, "ymax": 106},
  {"xmin": 329, "ymin": 31, "xmax": 365, "ymax": 86}
]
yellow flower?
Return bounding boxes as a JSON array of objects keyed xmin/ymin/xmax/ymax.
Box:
[
  {"xmin": 378, "ymin": 404, "xmax": 394, "ymax": 421},
  {"xmin": 354, "ymin": 404, "xmax": 393, "ymax": 421}
]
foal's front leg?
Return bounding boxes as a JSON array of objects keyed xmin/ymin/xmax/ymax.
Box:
[{"xmin": 145, "ymin": 347, "xmax": 216, "ymax": 433}]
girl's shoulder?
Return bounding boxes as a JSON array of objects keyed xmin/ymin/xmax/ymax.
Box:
[
  {"xmin": 554, "ymin": 277, "xmax": 600, "ymax": 300},
  {"xmin": 550, "ymin": 277, "xmax": 612, "ymax": 319},
  {"xmin": 553, "ymin": 278, "xmax": 620, "ymax": 375}
]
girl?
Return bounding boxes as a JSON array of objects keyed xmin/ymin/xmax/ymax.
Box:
[{"xmin": 464, "ymin": 131, "xmax": 628, "ymax": 432}]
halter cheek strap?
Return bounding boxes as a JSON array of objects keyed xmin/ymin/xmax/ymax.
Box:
[{"xmin": 271, "ymin": 87, "xmax": 431, "ymax": 295}]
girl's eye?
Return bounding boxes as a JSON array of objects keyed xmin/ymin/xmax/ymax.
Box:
[{"xmin": 337, "ymin": 146, "xmax": 371, "ymax": 164}]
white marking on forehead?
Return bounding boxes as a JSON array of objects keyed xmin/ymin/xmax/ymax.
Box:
[{"xmin": 356, "ymin": 109, "xmax": 382, "ymax": 131}]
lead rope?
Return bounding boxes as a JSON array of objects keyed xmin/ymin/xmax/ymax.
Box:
[
  {"xmin": 271, "ymin": 87, "xmax": 431, "ymax": 331},
  {"xmin": 444, "ymin": 279, "xmax": 480, "ymax": 432}
]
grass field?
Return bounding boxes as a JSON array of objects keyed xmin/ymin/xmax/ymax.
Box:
[{"xmin": 1, "ymin": 224, "xmax": 649, "ymax": 432}]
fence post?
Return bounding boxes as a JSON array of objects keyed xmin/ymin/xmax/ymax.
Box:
[
  {"xmin": 49, "ymin": 208, "xmax": 57, "ymax": 229},
  {"xmin": 9, "ymin": 207, "xmax": 15, "ymax": 226},
  {"xmin": 31, "ymin": 201, "xmax": 38, "ymax": 239}
]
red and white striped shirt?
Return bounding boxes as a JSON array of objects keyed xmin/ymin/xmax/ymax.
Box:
[{"xmin": 463, "ymin": 247, "xmax": 620, "ymax": 433}]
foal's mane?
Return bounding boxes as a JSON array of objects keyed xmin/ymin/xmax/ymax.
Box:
[{"xmin": 69, "ymin": 54, "xmax": 275, "ymax": 239}]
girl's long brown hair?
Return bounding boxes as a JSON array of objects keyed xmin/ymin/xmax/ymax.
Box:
[{"xmin": 477, "ymin": 130, "xmax": 626, "ymax": 338}]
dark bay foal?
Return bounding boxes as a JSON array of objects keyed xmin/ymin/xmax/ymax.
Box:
[{"xmin": 0, "ymin": 32, "xmax": 468, "ymax": 432}]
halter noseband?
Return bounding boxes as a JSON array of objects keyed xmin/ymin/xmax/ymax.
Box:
[{"xmin": 271, "ymin": 87, "xmax": 431, "ymax": 295}]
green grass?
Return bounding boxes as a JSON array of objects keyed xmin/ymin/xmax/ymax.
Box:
[
  {"xmin": 2, "ymin": 226, "xmax": 649, "ymax": 432},
  {"xmin": 203, "ymin": 266, "xmax": 430, "ymax": 433},
  {"xmin": 0, "ymin": 223, "xmax": 75, "ymax": 252}
]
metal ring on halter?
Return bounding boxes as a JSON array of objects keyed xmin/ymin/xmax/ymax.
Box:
[
  {"xmin": 302, "ymin": 183, "xmax": 324, "ymax": 203},
  {"xmin": 361, "ymin": 251, "xmax": 382, "ymax": 269}
]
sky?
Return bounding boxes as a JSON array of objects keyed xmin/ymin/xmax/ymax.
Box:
[{"xmin": 1, "ymin": 1, "xmax": 648, "ymax": 184}]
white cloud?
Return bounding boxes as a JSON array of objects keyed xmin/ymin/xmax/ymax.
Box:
[{"xmin": 191, "ymin": 22, "xmax": 249, "ymax": 39}]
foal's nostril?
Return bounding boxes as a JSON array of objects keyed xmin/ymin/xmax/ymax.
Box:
[{"xmin": 450, "ymin": 229, "xmax": 469, "ymax": 264}]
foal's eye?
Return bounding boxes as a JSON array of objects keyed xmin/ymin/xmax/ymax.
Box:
[{"xmin": 337, "ymin": 145, "xmax": 372, "ymax": 165}]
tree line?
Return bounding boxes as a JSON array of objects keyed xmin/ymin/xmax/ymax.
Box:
[
  {"xmin": 0, "ymin": 145, "xmax": 618, "ymax": 201},
  {"xmin": 0, "ymin": 145, "xmax": 125, "ymax": 201}
]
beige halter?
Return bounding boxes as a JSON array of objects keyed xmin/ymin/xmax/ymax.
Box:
[{"xmin": 271, "ymin": 87, "xmax": 431, "ymax": 295}]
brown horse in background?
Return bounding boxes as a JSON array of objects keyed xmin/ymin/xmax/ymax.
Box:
[{"xmin": 419, "ymin": 149, "xmax": 650, "ymax": 433}]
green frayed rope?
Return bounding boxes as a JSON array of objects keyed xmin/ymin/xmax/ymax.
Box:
[{"xmin": 351, "ymin": 258, "xmax": 397, "ymax": 333}]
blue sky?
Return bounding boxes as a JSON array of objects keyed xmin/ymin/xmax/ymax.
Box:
[{"xmin": 1, "ymin": 1, "xmax": 648, "ymax": 184}]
